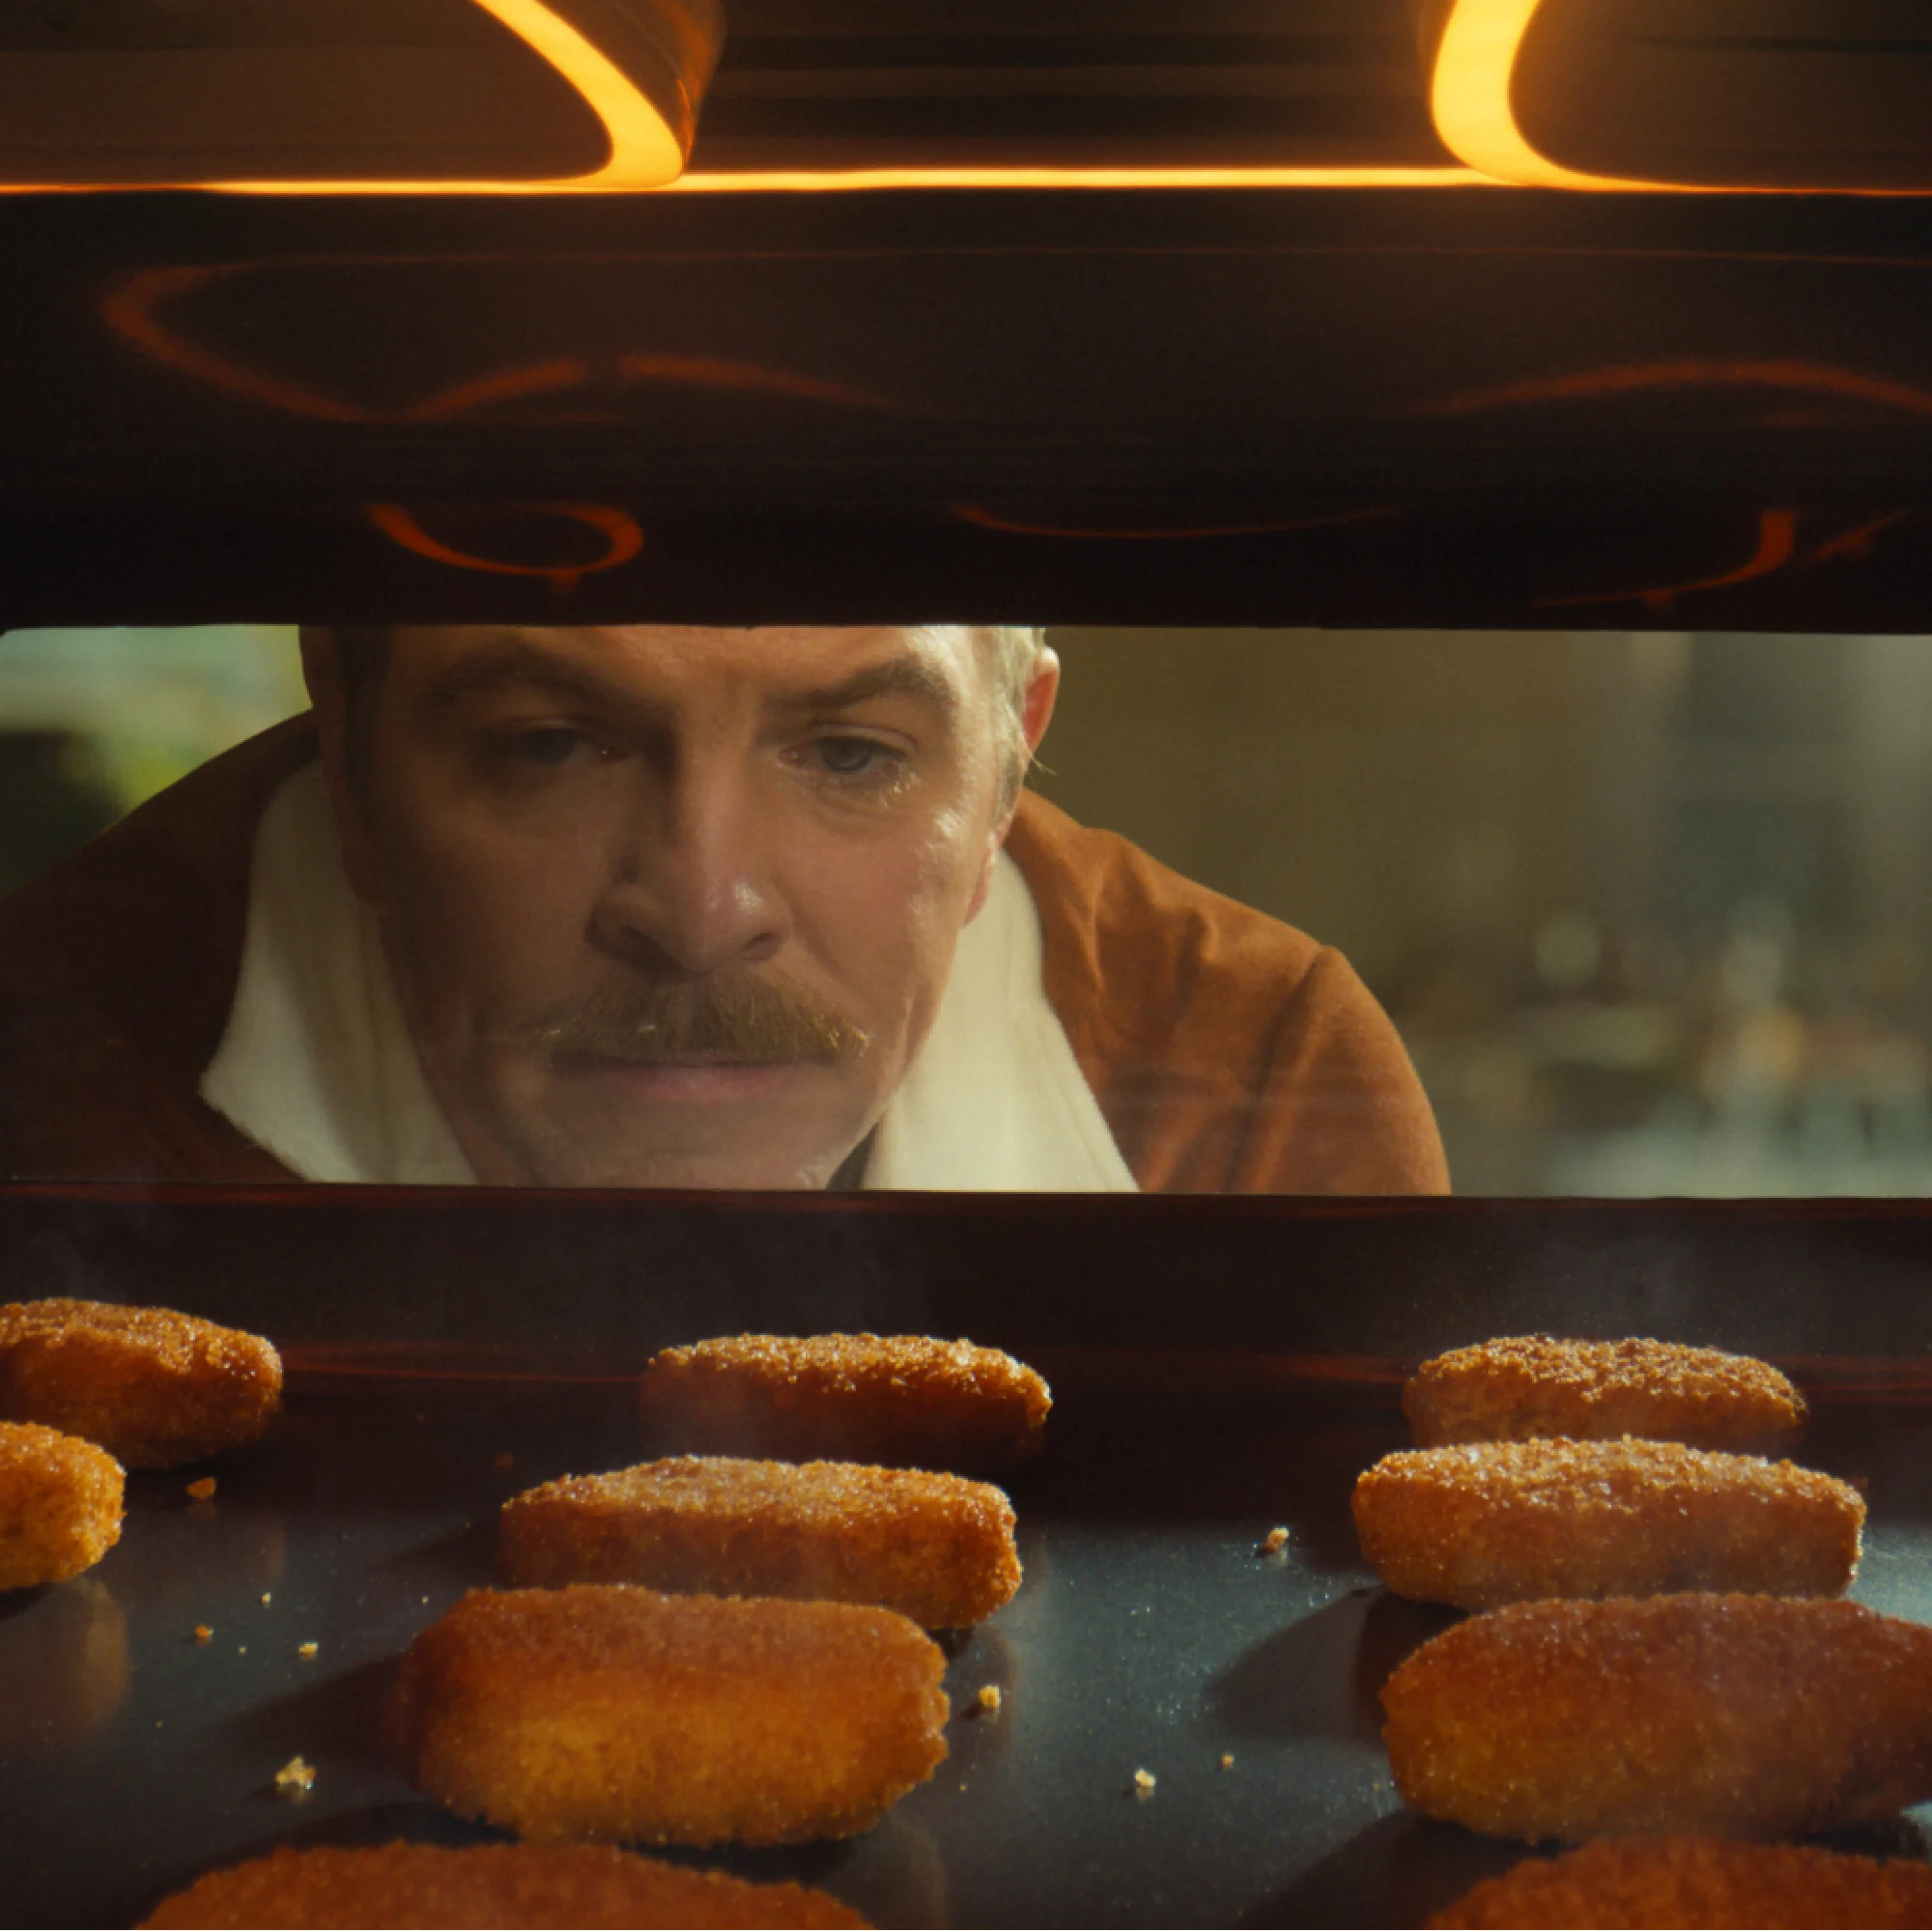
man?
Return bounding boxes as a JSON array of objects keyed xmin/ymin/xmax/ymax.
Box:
[{"xmin": 0, "ymin": 625, "xmax": 1447, "ymax": 1193}]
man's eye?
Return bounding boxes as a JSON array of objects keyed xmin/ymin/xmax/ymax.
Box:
[
  {"xmin": 812, "ymin": 737, "xmax": 895, "ymax": 778},
  {"xmin": 514, "ymin": 727, "xmax": 592, "ymax": 767}
]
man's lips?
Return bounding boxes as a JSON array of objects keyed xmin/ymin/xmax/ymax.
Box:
[
  {"xmin": 557, "ymin": 1052, "xmax": 821, "ymax": 1100},
  {"xmin": 571, "ymin": 1050, "xmax": 795, "ymax": 1072}
]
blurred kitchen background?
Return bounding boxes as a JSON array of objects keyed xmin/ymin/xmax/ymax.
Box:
[
  {"xmin": 0, "ymin": 628, "xmax": 303, "ymax": 895},
  {"xmin": 6, "ymin": 623, "xmax": 1932, "ymax": 1198}
]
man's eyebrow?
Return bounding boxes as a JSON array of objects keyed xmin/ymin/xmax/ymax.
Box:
[
  {"xmin": 777, "ymin": 655, "xmax": 961, "ymax": 720},
  {"xmin": 412, "ymin": 640, "xmax": 632, "ymax": 723}
]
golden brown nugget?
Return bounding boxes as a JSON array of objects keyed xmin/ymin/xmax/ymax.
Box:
[
  {"xmin": 1382, "ymin": 1593, "xmax": 1932, "ymax": 1841},
  {"xmin": 1430, "ymin": 1836, "xmax": 1932, "ymax": 1929},
  {"xmin": 500, "ymin": 1455, "xmax": 1021, "ymax": 1629},
  {"xmin": 640, "ymin": 1334, "xmax": 1048, "ymax": 1473},
  {"xmin": 1405, "ymin": 1336, "xmax": 1804, "ymax": 1452},
  {"xmin": 0, "ymin": 1421, "xmax": 123, "ymax": 1589},
  {"xmin": 388, "ymin": 1584, "xmax": 950, "ymax": 1845},
  {"xmin": 1352, "ymin": 1438, "xmax": 1862, "ymax": 1609},
  {"xmin": 142, "ymin": 1841, "xmax": 869, "ymax": 1928},
  {"xmin": 0, "ymin": 1298, "xmax": 281, "ymax": 1467}
]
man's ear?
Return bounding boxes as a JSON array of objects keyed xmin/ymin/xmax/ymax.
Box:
[
  {"xmin": 965, "ymin": 646, "xmax": 1062, "ymax": 924},
  {"xmin": 298, "ymin": 626, "xmax": 384, "ymax": 906},
  {"xmin": 1018, "ymin": 645, "xmax": 1061, "ymax": 762}
]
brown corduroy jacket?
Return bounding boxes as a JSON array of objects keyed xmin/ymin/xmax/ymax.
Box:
[{"xmin": 0, "ymin": 719, "xmax": 1448, "ymax": 1194}]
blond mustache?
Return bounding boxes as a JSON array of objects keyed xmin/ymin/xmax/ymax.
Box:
[{"xmin": 512, "ymin": 974, "xmax": 869, "ymax": 1065}]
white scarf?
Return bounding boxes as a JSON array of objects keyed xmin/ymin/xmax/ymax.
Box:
[{"xmin": 202, "ymin": 764, "xmax": 1137, "ymax": 1193}]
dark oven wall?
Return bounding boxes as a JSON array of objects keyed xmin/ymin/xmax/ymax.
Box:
[{"xmin": 3, "ymin": 185, "xmax": 1931, "ymax": 631}]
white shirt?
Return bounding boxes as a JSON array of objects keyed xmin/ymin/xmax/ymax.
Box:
[{"xmin": 201, "ymin": 764, "xmax": 1137, "ymax": 1193}]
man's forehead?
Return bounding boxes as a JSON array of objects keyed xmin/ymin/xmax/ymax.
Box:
[{"xmin": 403, "ymin": 622, "xmax": 982, "ymax": 686}]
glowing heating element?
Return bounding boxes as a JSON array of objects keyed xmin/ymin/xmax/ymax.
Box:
[
  {"xmin": 1431, "ymin": 0, "xmax": 1663, "ymax": 189},
  {"xmin": 0, "ymin": 0, "xmax": 692, "ymax": 194},
  {"xmin": 6, "ymin": 0, "xmax": 1492, "ymax": 198},
  {"xmin": 666, "ymin": 167, "xmax": 1492, "ymax": 193},
  {"xmin": 222, "ymin": 0, "xmax": 687, "ymax": 193},
  {"xmin": 1430, "ymin": 0, "xmax": 1932, "ymax": 193}
]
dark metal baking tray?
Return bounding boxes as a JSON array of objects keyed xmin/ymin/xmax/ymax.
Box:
[{"xmin": 8, "ymin": 1302, "xmax": 1932, "ymax": 1929}]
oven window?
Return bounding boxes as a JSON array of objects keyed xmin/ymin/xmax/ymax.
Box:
[
  {"xmin": 0, "ymin": 627, "xmax": 304, "ymax": 893},
  {"xmin": 4, "ymin": 622, "xmax": 1926, "ymax": 1198}
]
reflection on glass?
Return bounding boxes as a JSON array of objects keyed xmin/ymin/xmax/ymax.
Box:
[
  {"xmin": 0, "ymin": 625, "xmax": 1440, "ymax": 1196},
  {"xmin": 0, "ymin": 629, "xmax": 304, "ymax": 830},
  {"xmin": 3, "ymin": 624, "xmax": 1929, "ymax": 1196},
  {"xmin": 1042, "ymin": 628, "xmax": 1932, "ymax": 1196},
  {"xmin": 819, "ymin": 1814, "xmax": 948, "ymax": 1930},
  {"xmin": 0, "ymin": 1577, "xmax": 129, "ymax": 1748},
  {"xmin": 952, "ymin": 1625, "xmax": 1016, "ymax": 1765}
]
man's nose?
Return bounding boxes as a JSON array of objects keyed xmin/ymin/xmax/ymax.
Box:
[{"xmin": 588, "ymin": 759, "xmax": 784, "ymax": 975}]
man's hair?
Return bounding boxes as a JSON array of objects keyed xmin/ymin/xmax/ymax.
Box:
[
  {"xmin": 330, "ymin": 624, "xmax": 1044, "ymax": 808},
  {"xmin": 984, "ymin": 623, "xmax": 1046, "ymax": 812}
]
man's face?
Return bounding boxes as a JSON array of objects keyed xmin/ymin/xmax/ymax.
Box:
[{"xmin": 328, "ymin": 625, "xmax": 1037, "ymax": 1189}]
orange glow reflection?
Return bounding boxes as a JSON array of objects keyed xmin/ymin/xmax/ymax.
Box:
[
  {"xmin": 101, "ymin": 263, "xmax": 911, "ymax": 422},
  {"xmin": 0, "ymin": 1578, "xmax": 129, "ymax": 1749},
  {"xmin": 1413, "ymin": 358, "xmax": 1932, "ymax": 422},
  {"xmin": 1541, "ymin": 508, "xmax": 1797, "ymax": 613},
  {"xmin": 1810, "ymin": 511, "xmax": 1914, "ymax": 562},
  {"xmin": 368, "ymin": 502, "xmax": 644, "ymax": 592},
  {"xmin": 618, "ymin": 354, "xmax": 900, "ymax": 409},
  {"xmin": 955, "ymin": 505, "xmax": 1393, "ymax": 540}
]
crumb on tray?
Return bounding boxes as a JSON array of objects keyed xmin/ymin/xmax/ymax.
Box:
[
  {"xmin": 274, "ymin": 1755, "xmax": 316, "ymax": 1799},
  {"xmin": 1133, "ymin": 1768, "xmax": 1156, "ymax": 1797},
  {"xmin": 185, "ymin": 1477, "xmax": 216, "ymax": 1501},
  {"xmin": 1260, "ymin": 1526, "xmax": 1289, "ymax": 1554},
  {"xmin": 976, "ymin": 1684, "xmax": 1002, "ymax": 1716},
  {"xmin": 192, "ymin": 1624, "xmax": 213, "ymax": 1644},
  {"xmin": 298, "ymin": 1641, "xmax": 319, "ymax": 1659}
]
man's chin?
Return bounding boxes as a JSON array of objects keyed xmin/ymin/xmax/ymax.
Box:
[
  {"xmin": 549, "ymin": 1156, "xmax": 838, "ymax": 1190},
  {"xmin": 487, "ymin": 1060, "xmax": 868, "ymax": 1189}
]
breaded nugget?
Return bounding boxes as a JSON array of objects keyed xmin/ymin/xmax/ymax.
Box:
[
  {"xmin": 1430, "ymin": 1836, "xmax": 1932, "ymax": 1929},
  {"xmin": 640, "ymin": 1334, "xmax": 1048, "ymax": 1473},
  {"xmin": 0, "ymin": 1298, "xmax": 281, "ymax": 1467},
  {"xmin": 388, "ymin": 1584, "xmax": 950, "ymax": 1845},
  {"xmin": 0, "ymin": 1420, "xmax": 124, "ymax": 1589},
  {"xmin": 1352, "ymin": 1438, "xmax": 1862, "ymax": 1609},
  {"xmin": 142, "ymin": 1841, "xmax": 869, "ymax": 1928},
  {"xmin": 1382, "ymin": 1594, "xmax": 1932, "ymax": 1840},
  {"xmin": 1405, "ymin": 1336, "xmax": 1804, "ymax": 1452},
  {"xmin": 500, "ymin": 1455, "xmax": 1020, "ymax": 1629}
]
